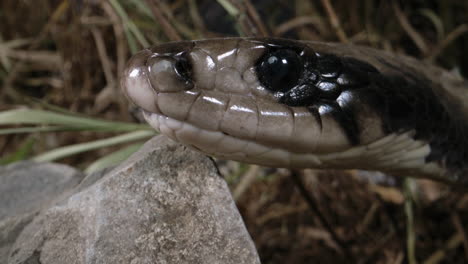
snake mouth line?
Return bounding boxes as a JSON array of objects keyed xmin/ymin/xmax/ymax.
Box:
[{"xmin": 142, "ymin": 110, "xmax": 314, "ymax": 168}]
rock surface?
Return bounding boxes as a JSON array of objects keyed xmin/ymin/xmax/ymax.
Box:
[
  {"xmin": 7, "ymin": 136, "xmax": 261, "ymax": 264},
  {"xmin": 0, "ymin": 161, "xmax": 84, "ymax": 264}
]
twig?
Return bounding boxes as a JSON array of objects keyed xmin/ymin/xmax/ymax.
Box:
[
  {"xmin": 274, "ymin": 16, "xmax": 325, "ymax": 36},
  {"xmin": 1, "ymin": 0, "xmax": 69, "ymax": 101},
  {"xmin": 158, "ymin": 1, "xmax": 199, "ymax": 39},
  {"xmin": 90, "ymin": 28, "xmax": 114, "ymax": 87},
  {"xmin": 145, "ymin": 0, "xmax": 182, "ymax": 41},
  {"xmin": 423, "ymin": 232, "xmax": 463, "ymax": 264},
  {"xmin": 108, "ymin": 0, "xmax": 149, "ymax": 52},
  {"xmin": 188, "ymin": 0, "xmax": 207, "ymax": 37},
  {"xmin": 90, "ymin": 27, "xmax": 119, "ymax": 113},
  {"xmin": 233, "ymin": 165, "xmax": 260, "ymax": 201},
  {"xmin": 392, "ymin": 1, "xmax": 429, "ymax": 55},
  {"xmin": 241, "ymin": 0, "xmax": 269, "ymax": 37},
  {"xmin": 451, "ymin": 212, "xmax": 468, "ymax": 261},
  {"xmin": 358, "ymin": 229, "xmax": 396, "ymax": 264},
  {"xmin": 101, "ymin": 1, "xmax": 129, "ymax": 116},
  {"xmin": 217, "ymin": 0, "xmax": 257, "ymax": 36},
  {"xmin": 256, "ymin": 203, "xmax": 308, "ymax": 225},
  {"xmin": 426, "ymin": 24, "xmax": 468, "ymax": 61},
  {"xmin": 356, "ymin": 201, "xmax": 380, "ymax": 235},
  {"xmin": 319, "ymin": 0, "xmax": 348, "ymax": 42},
  {"xmin": 101, "ymin": 1, "xmax": 127, "ymax": 79},
  {"xmin": 290, "ymin": 169, "xmax": 354, "ymax": 260}
]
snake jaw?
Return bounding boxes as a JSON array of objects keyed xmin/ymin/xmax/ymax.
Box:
[{"xmin": 142, "ymin": 109, "xmax": 444, "ymax": 179}]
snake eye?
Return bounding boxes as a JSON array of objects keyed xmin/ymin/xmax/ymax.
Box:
[{"xmin": 257, "ymin": 49, "xmax": 303, "ymax": 92}]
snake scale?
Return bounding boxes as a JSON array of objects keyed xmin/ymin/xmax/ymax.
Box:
[{"xmin": 122, "ymin": 38, "xmax": 468, "ymax": 186}]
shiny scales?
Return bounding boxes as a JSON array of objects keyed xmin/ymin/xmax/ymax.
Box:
[{"xmin": 122, "ymin": 38, "xmax": 468, "ymax": 186}]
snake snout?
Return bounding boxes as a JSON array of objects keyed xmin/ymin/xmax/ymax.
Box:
[
  {"xmin": 121, "ymin": 49, "xmax": 161, "ymax": 113},
  {"xmin": 122, "ymin": 46, "xmax": 194, "ymax": 114}
]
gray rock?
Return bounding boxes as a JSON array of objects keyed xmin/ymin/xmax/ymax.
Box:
[
  {"xmin": 9, "ymin": 136, "xmax": 260, "ymax": 264},
  {"xmin": 0, "ymin": 162, "xmax": 84, "ymax": 264}
]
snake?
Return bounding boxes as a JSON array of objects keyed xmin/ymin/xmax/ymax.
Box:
[{"xmin": 121, "ymin": 38, "xmax": 468, "ymax": 186}]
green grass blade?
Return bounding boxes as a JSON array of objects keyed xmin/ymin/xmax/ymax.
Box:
[
  {"xmin": 418, "ymin": 9, "xmax": 445, "ymax": 41},
  {"xmin": 128, "ymin": 0, "xmax": 153, "ymax": 18},
  {"xmin": 32, "ymin": 130, "xmax": 155, "ymax": 162},
  {"xmin": 0, "ymin": 125, "xmax": 138, "ymax": 135},
  {"xmin": 216, "ymin": 0, "xmax": 239, "ymax": 16},
  {"xmin": 110, "ymin": 0, "xmax": 150, "ymax": 49},
  {"xmin": 0, "ymin": 109, "xmax": 151, "ymax": 132},
  {"xmin": 0, "ymin": 126, "xmax": 68, "ymax": 135},
  {"xmin": 85, "ymin": 142, "xmax": 144, "ymax": 173},
  {"xmin": 27, "ymin": 97, "xmax": 92, "ymax": 116},
  {"xmin": 0, "ymin": 137, "xmax": 35, "ymax": 165}
]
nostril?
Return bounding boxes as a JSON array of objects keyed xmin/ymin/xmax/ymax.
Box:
[
  {"xmin": 148, "ymin": 54, "xmax": 193, "ymax": 92},
  {"xmin": 174, "ymin": 53, "xmax": 192, "ymax": 83}
]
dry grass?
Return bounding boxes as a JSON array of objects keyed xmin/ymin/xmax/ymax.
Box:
[{"xmin": 1, "ymin": 0, "xmax": 468, "ymax": 263}]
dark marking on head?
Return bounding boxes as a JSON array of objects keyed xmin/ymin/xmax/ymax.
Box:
[
  {"xmin": 315, "ymin": 53, "xmax": 342, "ymax": 78},
  {"xmin": 320, "ymin": 101, "xmax": 360, "ymax": 145},
  {"xmin": 280, "ymin": 85, "xmax": 318, "ymax": 106},
  {"xmin": 357, "ymin": 67, "xmax": 468, "ymax": 177}
]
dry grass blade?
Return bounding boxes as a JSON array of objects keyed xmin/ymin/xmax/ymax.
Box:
[
  {"xmin": 216, "ymin": 0, "xmax": 239, "ymax": 16},
  {"xmin": 320, "ymin": 0, "xmax": 348, "ymax": 42},
  {"xmin": 233, "ymin": 165, "xmax": 261, "ymax": 201},
  {"xmin": 290, "ymin": 170, "xmax": 352, "ymax": 260},
  {"xmin": 427, "ymin": 24, "xmax": 468, "ymax": 61},
  {"xmin": 451, "ymin": 212, "xmax": 468, "ymax": 261},
  {"xmin": 392, "ymin": 1, "xmax": 429, "ymax": 55},
  {"xmin": 423, "ymin": 233, "xmax": 464, "ymax": 264},
  {"xmin": 274, "ymin": 16, "xmax": 325, "ymax": 36},
  {"xmin": 418, "ymin": 9, "xmax": 445, "ymax": 41},
  {"xmin": 90, "ymin": 28, "xmax": 115, "ymax": 86},
  {"xmin": 109, "ymin": 0, "xmax": 149, "ymax": 52},
  {"xmin": 0, "ymin": 38, "xmax": 31, "ymax": 70},
  {"xmin": 241, "ymin": 0, "xmax": 269, "ymax": 37},
  {"xmin": 145, "ymin": 0, "xmax": 182, "ymax": 41},
  {"xmin": 216, "ymin": 0, "xmax": 259, "ymax": 36},
  {"xmin": 1, "ymin": 0, "xmax": 69, "ymax": 101},
  {"xmin": 101, "ymin": 1, "xmax": 127, "ymax": 79}
]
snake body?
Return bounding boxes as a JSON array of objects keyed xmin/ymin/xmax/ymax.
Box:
[{"xmin": 122, "ymin": 38, "xmax": 468, "ymax": 186}]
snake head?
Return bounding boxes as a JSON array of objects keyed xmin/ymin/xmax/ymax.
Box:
[{"xmin": 122, "ymin": 38, "xmax": 465, "ymax": 183}]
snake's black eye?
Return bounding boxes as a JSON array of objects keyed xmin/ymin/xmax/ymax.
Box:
[{"xmin": 257, "ymin": 49, "xmax": 303, "ymax": 92}]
